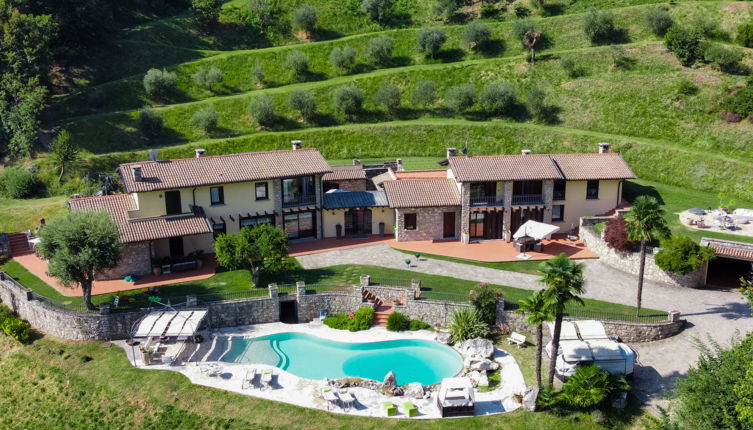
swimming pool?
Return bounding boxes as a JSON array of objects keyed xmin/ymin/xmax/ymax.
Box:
[{"xmin": 222, "ymin": 332, "xmax": 463, "ymax": 385}]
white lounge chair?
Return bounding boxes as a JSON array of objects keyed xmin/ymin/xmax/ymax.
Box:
[
  {"xmin": 261, "ymin": 369, "xmax": 274, "ymax": 390},
  {"xmin": 242, "ymin": 368, "xmax": 258, "ymax": 389},
  {"xmin": 508, "ymin": 332, "xmax": 526, "ymax": 348},
  {"xmin": 321, "ymin": 387, "xmax": 340, "ymax": 410}
]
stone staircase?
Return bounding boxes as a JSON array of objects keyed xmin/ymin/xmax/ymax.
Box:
[
  {"xmin": 8, "ymin": 233, "xmax": 31, "ymax": 257},
  {"xmin": 363, "ymin": 288, "xmax": 394, "ymax": 326}
]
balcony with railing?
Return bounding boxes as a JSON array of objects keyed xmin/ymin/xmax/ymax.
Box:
[
  {"xmin": 469, "ymin": 195, "xmax": 504, "ymax": 206},
  {"xmin": 282, "ymin": 193, "xmax": 317, "ymax": 207},
  {"xmin": 511, "ymin": 194, "xmax": 544, "ymax": 205}
]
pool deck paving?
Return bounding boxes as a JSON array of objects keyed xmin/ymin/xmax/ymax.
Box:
[
  {"xmin": 296, "ymin": 243, "xmax": 753, "ymax": 412},
  {"xmin": 119, "ymin": 322, "xmax": 526, "ymax": 419}
]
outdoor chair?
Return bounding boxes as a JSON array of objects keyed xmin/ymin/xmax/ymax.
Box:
[
  {"xmin": 242, "ymin": 368, "xmax": 258, "ymax": 390},
  {"xmin": 261, "ymin": 369, "xmax": 274, "ymax": 390},
  {"xmin": 339, "ymin": 389, "xmax": 355, "ymax": 411},
  {"xmin": 402, "ymin": 402, "xmax": 418, "ymax": 417},
  {"xmin": 382, "ymin": 401, "xmax": 397, "ymax": 416},
  {"xmin": 508, "ymin": 332, "xmax": 527, "ymax": 348},
  {"xmin": 321, "ymin": 387, "xmax": 340, "ymax": 410}
]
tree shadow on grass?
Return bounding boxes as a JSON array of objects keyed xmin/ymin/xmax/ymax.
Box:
[
  {"xmin": 592, "ymin": 29, "xmax": 631, "ymax": 46},
  {"xmin": 623, "ymin": 181, "xmax": 665, "ymax": 205},
  {"xmin": 479, "ymin": 39, "xmax": 506, "ymax": 58},
  {"xmin": 312, "ymin": 28, "xmax": 344, "ymax": 41},
  {"xmin": 438, "ymin": 48, "xmax": 467, "ymax": 63},
  {"xmin": 542, "ymin": 3, "xmax": 565, "ymax": 17}
]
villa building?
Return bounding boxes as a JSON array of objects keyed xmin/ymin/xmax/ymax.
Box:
[{"xmin": 68, "ymin": 142, "xmax": 633, "ymax": 279}]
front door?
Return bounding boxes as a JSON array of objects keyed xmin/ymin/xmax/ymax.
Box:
[
  {"xmin": 345, "ymin": 209, "xmax": 372, "ymax": 236},
  {"xmin": 165, "ymin": 190, "xmax": 182, "ymax": 215},
  {"xmin": 168, "ymin": 237, "xmax": 184, "ymax": 257},
  {"xmin": 443, "ymin": 212, "xmax": 456, "ymax": 238}
]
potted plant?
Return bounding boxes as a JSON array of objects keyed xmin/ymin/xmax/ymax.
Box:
[
  {"xmin": 151, "ymin": 258, "xmax": 162, "ymax": 276},
  {"xmin": 190, "ymin": 249, "xmax": 205, "ymax": 269}
]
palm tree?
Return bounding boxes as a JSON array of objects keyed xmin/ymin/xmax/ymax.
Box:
[
  {"xmin": 624, "ymin": 195, "xmax": 670, "ymax": 315},
  {"xmin": 540, "ymin": 253, "xmax": 585, "ymax": 386},
  {"xmin": 516, "ymin": 289, "xmax": 554, "ymax": 388}
]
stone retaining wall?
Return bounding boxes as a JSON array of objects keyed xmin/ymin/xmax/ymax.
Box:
[
  {"xmin": 396, "ymin": 298, "xmax": 471, "ymax": 328},
  {"xmin": 580, "ymin": 217, "xmax": 706, "ymax": 288},
  {"xmin": 297, "ymin": 289, "xmax": 364, "ymax": 322}
]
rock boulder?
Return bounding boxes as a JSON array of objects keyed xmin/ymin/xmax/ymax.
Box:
[
  {"xmin": 404, "ymin": 382, "xmax": 424, "ymax": 399},
  {"xmin": 458, "ymin": 338, "xmax": 494, "ymax": 359},
  {"xmin": 522, "ymin": 386, "xmax": 539, "ymax": 412},
  {"xmin": 465, "ymin": 358, "xmax": 499, "ymax": 371},
  {"xmin": 468, "ymin": 370, "xmax": 489, "ymax": 387},
  {"xmin": 435, "ymin": 332, "xmax": 452, "ymax": 344}
]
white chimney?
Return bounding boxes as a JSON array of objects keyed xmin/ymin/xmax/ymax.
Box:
[
  {"xmin": 598, "ymin": 142, "xmax": 610, "ymax": 153},
  {"xmin": 132, "ymin": 165, "xmax": 142, "ymax": 182},
  {"xmin": 291, "ymin": 140, "xmax": 302, "ymax": 150},
  {"xmin": 396, "ymin": 159, "xmax": 403, "ymax": 171},
  {"xmin": 195, "ymin": 148, "xmax": 206, "ymax": 158},
  {"xmin": 353, "ymin": 159, "xmax": 361, "ymax": 166},
  {"xmin": 521, "ymin": 149, "xmax": 532, "ymax": 155},
  {"xmin": 447, "ymin": 147, "xmax": 457, "ymax": 158}
]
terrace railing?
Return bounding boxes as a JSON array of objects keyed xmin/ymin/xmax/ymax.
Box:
[
  {"xmin": 282, "ymin": 194, "xmax": 316, "ymax": 207},
  {"xmin": 469, "ymin": 195, "xmax": 504, "ymax": 206},
  {"xmin": 511, "ymin": 194, "xmax": 544, "ymax": 205},
  {"xmin": 368, "ymin": 277, "xmax": 413, "ymax": 288},
  {"xmin": 563, "ymin": 306, "xmax": 669, "ymax": 323},
  {"xmin": 418, "ymin": 291, "xmax": 468, "ymax": 302}
]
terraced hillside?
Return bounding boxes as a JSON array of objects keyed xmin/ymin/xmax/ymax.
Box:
[{"xmin": 19, "ymin": 0, "xmax": 753, "ymax": 218}]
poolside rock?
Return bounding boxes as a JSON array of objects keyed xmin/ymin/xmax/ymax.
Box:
[
  {"xmin": 383, "ymin": 371, "xmax": 397, "ymax": 387},
  {"xmin": 523, "ymin": 386, "xmax": 539, "ymax": 412},
  {"xmin": 468, "ymin": 370, "xmax": 489, "ymax": 387},
  {"xmin": 465, "ymin": 357, "xmax": 500, "ymax": 371},
  {"xmin": 381, "ymin": 371, "xmax": 404, "ymax": 396},
  {"xmin": 458, "ymin": 338, "xmax": 494, "ymax": 359},
  {"xmin": 404, "ymin": 383, "xmax": 424, "ymax": 399},
  {"xmin": 435, "ymin": 332, "xmax": 452, "ymax": 344}
]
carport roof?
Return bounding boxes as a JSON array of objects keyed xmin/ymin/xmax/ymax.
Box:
[{"xmin": 700, "ymin": 237, "xmax": 753, "ymax": 261}]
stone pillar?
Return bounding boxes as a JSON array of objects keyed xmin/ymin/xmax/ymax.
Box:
[
  {"xmin": 99, "ymin": 303, "xmax": 111, "ymax": 315},
  {"xmin": 273, "ymin": 180, "xmax": 283, "ymax": 230},
  {"xmin": 460, "ymin": 183, "xmax": 471, "ymax": 244},
  {"xmin": 503, "ymin": 181, "xmax": 513, "ymax": 241},
  {"xmin": 542, "ymin": 179, "xmax": 554, "ymax": 224},
  {"xmin": 296, "ymin": 281, "xmax": 306, "ymax": 297},
  {"xmin": 352, "ymin": 284, "xmax": 363, "ymax": 297},
  {"xmin": 360, "ymin": 275, "xmax": 370, "ymax": 288},
  {"xmin": 186, "ymin": 295, "xmax": 197, "ymax": 307},
  {"xmin": 315, "ymin": 175, "xmax": 323, "ymax": 239},
  {"xmin": 669, "ymin": 310, "xmax": 681, "ymax": 322},
  {"xmin": 268, "ymin": 283, "xmax": 278, "ymax": 298},
  {"xmin": 495, "ymin": 299, "xmax": 506, "ymax": 326},
  {"xmin": 410, "ymin": 279, "xmax": 421, "ymax": 299}
]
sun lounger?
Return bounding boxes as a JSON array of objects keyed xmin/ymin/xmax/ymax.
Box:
[
  {"xmin": 402, "ymin": 401, "xmax": 418, "ymax": 417},
  {"xmin": 508, "ymin": 332, "xmax": 526, "ymax": 347},
  {"xmin": 339, "ymin": 389, "xmax": 355, "ymax": 411},
  {"xmin": 381, "ymin": 401, "xmax": 397, "ymax": 416},
  {"xmin": 261, "ymin": 369, "xmax": 273, "ymax": 389},
  {"xmin": 242, "ymin": 368, "xmax": 258, "ymax": 390},
  {"xmin": 322, "ymin": 387, "xmax": 340, "ymax": 410}
]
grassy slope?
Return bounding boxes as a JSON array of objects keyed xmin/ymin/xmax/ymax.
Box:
[{"xmin": 0, "ymin": 196, "xmax": 67, "ymax": 233}]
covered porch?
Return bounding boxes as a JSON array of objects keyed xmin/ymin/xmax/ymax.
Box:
[{"xmin": 390, "ymin": 233, "xmax": 598, "ymax": 263}]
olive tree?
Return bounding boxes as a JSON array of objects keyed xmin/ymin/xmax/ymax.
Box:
[
  {"xmin": 288, "ymin": 89, "xmax": 317, "ymax": 121},
  {"xmin": 365, "ymin": 35, "xmax": 394, "ymax": 67},
  {"xmin": 330, "ymin": 46, "xmax": 357, "ymax": 74},
  {"xmin": 214, "ymin": 223, "xmax": 289, "ymax": 286},
  {"xmin": 192, "ymin": 65, "xmax": 224, "ymax": 92},
  {"xmin": 361, "ymin": 0, "xmax": 393, "ymax": 23},
  {"xmin": 248, "ymin": 94, "xmax": 277, "ymax": 127},
  {"xmin": 143, "ymin": 68, "xmax": 177, "ymax": 101},
  {"xmin": 417, "ymin": 27, "xmax": 447, "ymax": 59},
  {"xmin": 373, "ymin": 81, "xmax": 401, "ymax": 114},
  {"xmin": 284, "ymin": 50, "xmax": 310, "ymax": 81},
  {"xmin": 410, "ymin": 80, "xmax": 437, "ymax": 108},
  {"xmin": 292, "ymin": 4, "xmax": 317, "ymax": 33},
  {"xmin": 445, "ymin": 84, "xmax": 477, "ymax": 113},
  {"xmin": 333, "ymin": 84, "xmax": 365, "ymax": 119},
  {"xmin": 463, "ymin": 21, "xmax": 492, "ymax": 51},
  {"xmin": 479, "ymin": 81, "xmax": 515, "ymax": 115},
  {"xmin": 190, "ymin": 105, "xmax": 218, "ymax": 135},
  {"xmin": 37, "ymin": 211, "xmax": 122, "ymax": 310}
]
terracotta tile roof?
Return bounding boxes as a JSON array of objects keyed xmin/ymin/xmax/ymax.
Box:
[
  {"xmin": 69, "ymin": 194, "xmax": 211, "ymax": 243},
  {"xmin": 394, "ymin": 169, "xmax": 448, "ymax": 180},
  {"xmin": 551, "ymin": 153, "xmax": 635, "ymax": 181},
  {"xmin": 449, "ymin": 154, "xmax": 563, "ymax": 182},
  {"xmin": 383, "ymin": 179, "xmax": 461, "ymax": 208},
  {"xmin": 322, "ymin": 165, "xmax": 367, "ymax": 181},
  {"xmin": 323, "ymin": 191, "xmax": 388, "ymax": 209},
  {"xmin": 700, "ymin": 238, "xmax": 753, "ymax": 261},
  {"xmin": 120, "ymin": 149, "xmax": 332, "ymax": 193},
  {"xmin": 371, "ymin": 170, "xmax": 397, "ymax": 188},
  {"xmin": 448, "ymin": 153, "xmax": 635, "ymax": 182}
]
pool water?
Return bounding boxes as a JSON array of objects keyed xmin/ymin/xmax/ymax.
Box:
[{"xmin": 222, "ymin": 332, "xmax": 463, "ymax": 385}]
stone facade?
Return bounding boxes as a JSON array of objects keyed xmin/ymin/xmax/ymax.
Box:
[
  {"xmin": 395, "ymin": 206, "xmax": 461, "ymax": 242},
  {"xmin": 396, "ymin": 298, "xmax": 471, "ymax": 328},
  {"xmin": 325, "ymin": 179, "xmax": 370, "ymax": 191},
  {"xmin": 580, "ymin": 217, "xmax": 707, "ymax": 288},
  {"xmin": 203, "ymin": 297, "xmax": 280, "ymax": 328},
  {"xmin": 96, "ymin": 241, "xmax": 152, "ymax": 281},
  {"xmin": 296, "ymin": 289, "xmax": 364, "ymax": 322}
]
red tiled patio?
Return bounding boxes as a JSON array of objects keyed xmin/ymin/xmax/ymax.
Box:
[
  {"xmin": 13, "ymin": 253, "xmax": 218, "ymax": 297},
  {"xmin": 390, "ymin": 234, "xmax": 598, "ymax": 263}
]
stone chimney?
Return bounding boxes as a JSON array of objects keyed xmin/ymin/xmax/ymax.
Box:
[
  {"xmin": 396, "ymin": 159, "xmax": 403, "ymax": 171},
  {"xmin": 195, "ymin": 148, "xmax": 206, "ymax": 158},
  {"xmin": 353, "ymin": 159, "xmax": 361, "ymax": 166},
  {"xmin": 291, "ymin": 140, "xmax": 302, "ymax": 150},
  {"xmin": 132, "ymin": 165, "xmax": 142, "ymax": 182},
  {"xmin": 521, "ymin": 149, "xmax": 532, "ymax": 155},
  {"xmin": 447, "ymin": 147, "xmax": 457, "ymax": 158},
  {"xmin": 598, "ymin": 142, "xmax": 610, "ymax": 153}
]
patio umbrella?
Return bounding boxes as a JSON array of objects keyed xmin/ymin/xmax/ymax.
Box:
[{"xmin": 688, "ymin": 208, "xmax": 706, "ymax": 215}]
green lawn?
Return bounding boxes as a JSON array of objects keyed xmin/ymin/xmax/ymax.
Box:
[
  {"xmin": 393, "ymin": 248, "xmax": 544, "ymax": 275},
  {"xmin": 0, "ymin": 196, "xmax": 67, "ymax": 233}
]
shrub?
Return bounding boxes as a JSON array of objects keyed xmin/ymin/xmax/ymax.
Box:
[
  {"xmin": 373, "ymin": 81, "xmax": 401, "ymax": 113},
  {"xmin": 251, "ymin": 64, "xmax": 266, "ymax": 86},
  {"xmin": 463, "ymin": 21, "xmax": 492, "ymax": 51},
  {"xmin": 610, "ymin": 45, "xmax": 634, "ymax": 70},
  {"xmin": 410, "ymin": 80, "xmax": 437, "ymax": 108},
  {"xmin": 703, "ymin": 44, "xmax": 743, "ymax": 72},
  {"xmin": 323, "ymin": 313, "xmax": 350, "ymax": 329},
  {"xmin": 737, "ymin": 22, "xmax": 753, "ymax": 48},
  {"xmin": 284, "ymin": 50, "xmax": 309, "ymax": 81},
  {"xmin": 469, "ymin": 283, "xmax": 500, "ymax": 326},
  {"xmin": 292, "ymin": 4, "xmax": 317, "ymax": 32},
  {"xmin": 645, "ymin": 7, "xmax": 673, "ymax": 37},
  {"xmin": 365, "ymin": 35, "xmax": 394, "ymax": 66},
  {"xmin": 288, "ymin": 89, "xmax": 317, "ymax": 121},
  {"xmin": 137, "ymin": 106, "xmax": 163, "ymax": 137},
  {"xmin": 513, "ymin": 19, "xmax": 538, "ymax": 46},
  {"xmin": 513, "ymin": 1, "xmax": 530, "ymax": 18},
  {"xmin": 665, "ymin": 26, "xmax": 703, "ymax": 66},
  {"xmin": 445, "ymin": 84, "xmax": 477, "ymax": 113},
  {"xmin": 143, "ymin": 68, "xmax": 177, "ymax": 101},
  {"xmin": 675, "ymin": 78, "xmax": 698, "ymax": 96},
  {"xmin": 190, "ymin": 0, "xmax": 222, "ymax": 28},
  {"xmin": 350, "ymin": 307, "xmax": 375, "ymax": 331},
  {"xmin": 192, "ymin": 65, "xmax": 223, "ymax": 92},
  {"xmin": 190, "ymin": 105, "xmax": 218, "ymax": 135},
  {"xmin": 0, "ymin": 168, "xmax": 38, "ymax": 199},
  {"xmin": 603, "ymin": 217, "xmax": 633, "ymax": 252},
  {"xmin": 248, "ymin": 95, "xmax": 276, "ymax": 126},
  {"xmin": 433, "ymin": 0, "xmax": 459, "ymax": 22},
  {"xmin": 721, "ymin": 77, "xmax": 753, "ymax": 117},
  {"xmin": 583, "ymin": 8, "xmax": 616, "ymax": 44},
  {"xmin": 330, "ymin": 46, "xmax": 357, "ymax": 74},
  {"xmin": 561, "ymin": 365, "xmax": 616, "ymax": 409},
  {"xmin": 361, "ymin": 0, "xmax": 393, "ymax": 23},
  {"xmin": 2, "ymin": 316, "xmax": 30, "ymax": 343},
  {"xmin": 560, "ymin": 57, "xmax": 584, "ymax": 78},
  {"xmin": 655, "ymin": 235, "xmax": 716, "ymax": 275},
  {"xmin": 417, "ymin": 27, "xmax": 447, "ymax": 59},
  {"xmin": 480, "ymin": 2, "xmax": 498, "ymax": 18},
  {"xmin": 333, "ymin": 84, "xmax": 365, "ymax": 118},
  {"xmin": 449, "ymin": 307, "xmax": 488, "ymax": 343},
  {"xmin": 526, "ymin": 86, "xmax": 546, "ymax": 120},
  {"xmin": 386, "ymin": 312, "xmax": 409, "ymax": 331},
  {"xmin": 0, "ymin": 305, "xmax": 13, "ymax": 326},
  {"xmin": 693, "ymin": 15, "xmax": 723, "ymax": 40},
  {"xmin": 409, "ymin": 319, "xmax": 432, "ymax": 330},
  {"xmin": 479, "ymin": 82, "xmax": 516, "ymax": 115}
]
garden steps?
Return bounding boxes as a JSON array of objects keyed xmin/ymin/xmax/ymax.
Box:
[
  {"xmin": 8, "ymin": 233, "xmax": 31, "ymax": 257},
  {"xmin": 374, "ymin": 303, "xmax": 394, "ymax": 327}
]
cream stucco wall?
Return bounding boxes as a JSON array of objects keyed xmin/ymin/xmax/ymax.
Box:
[
  {"xmin": 151, "ymin": 233, "xmax": 214, "ymax": 259},
  {"xmin": 322, "ymin": 207, "xmax": 394, "ymax": 238},
  {"xmin": 552, "ymin": 180, "xmax": 622, "ymax": 230}
]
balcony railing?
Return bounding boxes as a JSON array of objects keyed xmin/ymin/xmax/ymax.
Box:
[
  {"xmin": 469, "ymin": 195, "xmax": 504, "ymax": 206},
  {"xmin": 282, "ymin": 194, "xmax": 316, "ymax": 207},
  {"xmin": 552, "ymin": 191, "xmax": 566, "ymax": 201},
  {"xmin": 511, "ymin": 194, "xmax": 544, "ymax": 205}
]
